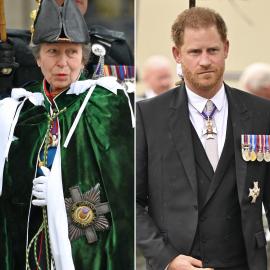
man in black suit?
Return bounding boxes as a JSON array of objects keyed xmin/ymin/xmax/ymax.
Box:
[{"xmin": 137, "ymin": 7, "xmax": 270, "ymax": 270}]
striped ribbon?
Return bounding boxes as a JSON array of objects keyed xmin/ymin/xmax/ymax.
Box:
[{"xmin": 93, "ymin": 65, "xmax": 135, "ymax": 80}]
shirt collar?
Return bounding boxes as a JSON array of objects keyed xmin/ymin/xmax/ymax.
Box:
[{"xmin": 186, "ymin": 84, "xmax": 226, "ymax": 113}]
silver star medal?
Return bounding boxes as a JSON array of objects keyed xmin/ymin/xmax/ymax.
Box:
[
  {"xmin": 65, "ymin": 184, "xmax": 110, "ymax": 243},
  {"xmin": 248, "ymin": 181, "xmax": 260, "ymax": 203}
]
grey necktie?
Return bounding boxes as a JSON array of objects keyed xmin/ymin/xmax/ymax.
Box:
[{"xmin": 202, "ymin": 100, "xmax": 219, "ymax": 171}]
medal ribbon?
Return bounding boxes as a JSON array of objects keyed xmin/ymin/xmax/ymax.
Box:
[
  {"xmin": 251, "ymin": 134, "xmax": 256, "ymax": 151},
  {"xmin": 94, "ymin": 65, "xmax": 135, "ymax": 80},
  {"xmin": 244, "ymin": 134, "xmax": 248, "ymax": 148},
  {"xmin": 241, "ymin": 134, "xmax": 244, "ymax": 146},
  {"xmin": 249, "ymin": 135, "xmax": 252, "ymax": 151},
  {"xmin": 258, "ymin": 135, "xmax": 262, "ymax": 152},
  {"xmin": 201, "ymin": 103, "xmax": 217, "ymax": 120}
]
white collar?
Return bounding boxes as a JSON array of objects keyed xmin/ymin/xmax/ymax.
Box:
[
  {"xmin": 67, "ymin": 76, "xmax": 125, "ymax": 96},
  {"xmin": 186, "ymin": 84, "xmax": 226, "ymax": 113}
]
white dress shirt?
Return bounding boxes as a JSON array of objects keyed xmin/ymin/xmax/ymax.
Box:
[{"xmin": 186, "ymin": 84, "xmax": 228, "ymax": 158}]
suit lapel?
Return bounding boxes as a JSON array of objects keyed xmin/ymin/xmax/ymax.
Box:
[
  {"xmin": 226, "ymin": 85, "xmax": 250, "ymax": 203},
  {"xmin": 168, "ymin": 84, "xmax": 198, "ymax": 197}
]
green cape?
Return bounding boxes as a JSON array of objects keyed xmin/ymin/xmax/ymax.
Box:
[{"xmin": 0, "ymin": 79, "xmax": 134, "ymax": 269}]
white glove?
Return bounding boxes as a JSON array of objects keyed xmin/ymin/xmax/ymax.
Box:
[{"xmin": 32, "ymin": 166, "xmax": 50, "ymax": 207}]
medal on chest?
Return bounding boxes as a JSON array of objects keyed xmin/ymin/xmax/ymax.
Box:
[
  {"xmin": 201, "ymin": 100, "xmax": 218, "ymax": 140},
  {"xmin": 202, "ymin": 117, "xmax": 217, "ymax": 140}
]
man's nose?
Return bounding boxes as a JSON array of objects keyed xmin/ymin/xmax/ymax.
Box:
[{"xmin": 199, "ymin": 52, "xmax": 211, "ymax": 67}]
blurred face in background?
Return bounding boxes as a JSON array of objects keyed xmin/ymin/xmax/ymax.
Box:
[
  {"xmin": 143, "ymin": 56, "xmax": 173, "ymax": 95},
  {"xmin": 55, "ymin": 0, "xmax": 88, "ymax": 15},
  {"xmin": 145, "ymin": 66, "xmax": 173, "ymax": 95}
]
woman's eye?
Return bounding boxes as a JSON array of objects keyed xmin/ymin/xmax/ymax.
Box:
[
  {"xmin": 47, "ymin": 49, "xmax": 57, "ymax": 54},
  {"xmin": 68, "ymin": 49, "xmax": 78, "ymax": 56}
]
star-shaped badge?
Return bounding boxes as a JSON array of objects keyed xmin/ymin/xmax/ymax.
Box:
[
  {"xmin": 248, "ymin": 181, "xmax": 260, "ymax": 204},
  {"xmin": 65, "ymin": 183, "xmax": 110, "ymax": 243}
]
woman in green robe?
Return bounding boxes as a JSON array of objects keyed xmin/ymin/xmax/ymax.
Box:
[{"xmin": 0, "ymin": 0, "xmax": 134, "ymax": 269}]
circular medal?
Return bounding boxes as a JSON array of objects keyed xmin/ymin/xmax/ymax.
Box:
[
  {"xmin": 92, "ymin": 44, "xmax": 106, "ymax": 57},
  {"xmin": 257, "ymin": 151, "xmax": 264, "ymax": 162},
  {"xmin": 243, "ymin": 149, "xmax": 250, "ymax": 162},
  {"xmin": 264, "ymin": 151, "xmax": 270, "ymax": 162},
  {"xmin": 71, "ymin": 201, "xmax": 96, "ymax": 228},
  {"xmin": 250, "ymin": 150, "xmax": 257, "ymax": 162}
]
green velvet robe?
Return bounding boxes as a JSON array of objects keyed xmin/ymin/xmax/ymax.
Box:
[{"xmin": 0, "ymin": 80, "xmax": 134, "ymax": 269}]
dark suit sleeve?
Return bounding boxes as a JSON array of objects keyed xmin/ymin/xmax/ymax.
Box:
[
  {"xmin": 263, "ymin": 163, "xmax": 270, "ymax": 227},
  {"xmin": 136, "ymin": 103, "xmax": 178, "ymax": 270}
]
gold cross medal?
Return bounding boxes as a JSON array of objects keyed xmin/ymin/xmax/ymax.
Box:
[{"xmin": 248, "ymin": 181, "xmax": 260, "ymax": 204}]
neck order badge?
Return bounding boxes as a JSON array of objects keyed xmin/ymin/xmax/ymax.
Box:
[{"xmin": 202, "ymin": 100, "xmax": 219, "ymax": 170}]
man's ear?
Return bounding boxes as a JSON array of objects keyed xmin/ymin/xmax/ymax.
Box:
[
  {"xmin": 224, "ymin": 40, "xmax": 229, "ymax": 59},
  {"xmin": 172, "ymin": 46, "xmax": 182, "ymax": 64}
]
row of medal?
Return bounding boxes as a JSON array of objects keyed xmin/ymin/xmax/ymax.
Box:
[{"xmin": 241, "ymin": 134, "xmax": 270, "ymax": 162}]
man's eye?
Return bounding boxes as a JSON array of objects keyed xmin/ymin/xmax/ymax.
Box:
[
  {"xmin": 189, "ymin": 50, "xmax": 200, "ymax": 55},
  {"xmin": 209, "ymin": 48, "xmax": 219, "ymax": 53}
]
